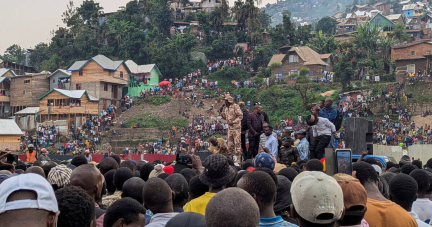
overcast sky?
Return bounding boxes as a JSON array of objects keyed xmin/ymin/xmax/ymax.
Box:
[
  {"xmin": 0, "ymin": 0, "xmax": 274, "ymax": 54},
  {"xmin": 0, "ymin": 0, "xmax": 131, "ymax": 54}
]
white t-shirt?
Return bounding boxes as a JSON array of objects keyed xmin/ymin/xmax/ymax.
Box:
[{"xmin": 412, "ymin": 198, "xmax": 432, "ymax": 222}]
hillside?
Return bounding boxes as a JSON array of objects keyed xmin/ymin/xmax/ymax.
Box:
[
  {"xmin": 104, "ymin": 95, "xmax": 225, "ymax": 152},
  {"xmin": 263, "ymin": 0, "xmax": 353, "ymax": 26}
]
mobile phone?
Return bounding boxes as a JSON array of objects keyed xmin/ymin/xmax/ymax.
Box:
[{"xmin": 336, "ymin": 149, "xmax": 352, "ymax": 175}]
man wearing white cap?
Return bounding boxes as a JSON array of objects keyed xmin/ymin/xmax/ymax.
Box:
[
  {"xmin": 0, "ymin": 173, "xmax": 59, "ymax": 227},
  {"xmin": 290, "ymin": 171, "xmax": 345, "ymax": 227}
]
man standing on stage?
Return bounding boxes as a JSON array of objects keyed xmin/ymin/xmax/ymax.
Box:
[{"xmin": 220, "ymin": 96, "xmax": 243, "ymax": 163}]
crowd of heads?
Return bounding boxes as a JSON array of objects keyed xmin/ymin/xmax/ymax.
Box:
[{"xmin": 3, "ymin": 146, "xmax": 432, "ymax": 227}]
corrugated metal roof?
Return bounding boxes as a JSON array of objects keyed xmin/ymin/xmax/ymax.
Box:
[
  {"xmin": 0, "ymin": 68, "xmax": 17, "ymax": 77},
  {"xmin": 15, "ymin": 107, "xmax": 40, "ymax": 114},
  {"xmin": 125, "ymin": 60, "xmax": 157, "ymax": 74},
  {"xmin": 0, "ymin": 77, "xmax": 9, "ymax": 84},
  {"xmin": 67, "ymin": 55, "xmax": 126, "ymax": 72},
  {"xmin": 289, "ymin": 46, "xmax": 328, "ymax": 66},
  {"xmin": 386, "ymin": 14, "xmax": 402, "ymax": 20},
  {"xmin": 38, "ymin": 89, "xmax": 99, "ymax": 101},
  {"xmin": 0, "ymin": 120, "xmax": 23, "ymax": 135},
  {"xmin": 403, "ymin": 3, "xmax": 422, "ymax": 10},
  {"xmin": 267, "ymin": 54, "xmax": 286, "ymax": 66},
  {"xmin": 47, "ymin": 69, "xmax": 71, "ymax": 78}
]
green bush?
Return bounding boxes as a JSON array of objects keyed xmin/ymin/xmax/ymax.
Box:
[
  {"xmin": 126, "ymin": 115, "xmax": 188, "ymax": 130},
  {"xmin": 207, "ymin": 67, "xmax": 251, "ymax": 91},
  {"xmin": 144, "ymin": 96, "xmax": 171, "ymax": 105}
]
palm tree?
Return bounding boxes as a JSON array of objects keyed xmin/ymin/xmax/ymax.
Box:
[
  {"xmin": 108, "ymin": 19, "xmax": 131, "ymax": 46},
  {"xmin": 307, "ymin": 30, "xmax": 339, "ymax": 54}
]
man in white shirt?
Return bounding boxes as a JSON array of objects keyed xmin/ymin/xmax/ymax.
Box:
[
  {"xmin": 307, "ymin": 114, "xmax": 337, "ymax": 159},
  {"xmin": 410, "ymin": 169, "xmax": 432, "ymax": 223}
]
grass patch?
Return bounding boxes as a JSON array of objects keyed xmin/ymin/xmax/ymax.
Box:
[
  {"xmin": 126, "ymin": 115, "xmax": 188, "ymax": 130},
  {"xmin": 143, "ymin": 96, "xmax": 172, "ymax": 105}
]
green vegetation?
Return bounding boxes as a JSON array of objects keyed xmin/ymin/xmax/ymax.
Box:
[
  {"xmin": 142, "ymin": 96, "xmax": 172, "ymax": 105},
  {"xmin": 126, "ymin": 115, "xmax": 188, "ymax": 130},
  {"xmin": 207, "ymin": 67, "xmax": 251, "ymax": 91}
]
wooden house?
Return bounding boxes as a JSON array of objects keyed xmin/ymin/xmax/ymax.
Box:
[
  {"xmin": 386, "ymin": 14, "xmax": 407, "ymax": 25},
  {"xmin": 48, "ymin": 69, "xmax": 71, "ymax": 90},
  {"xmin": 0, "ymin": 68, "xmax": 17, "ymax": 78},
  {"xmin": 68, "ymin": 55, "xmax": 129, "ymax": 111},
  {"xmin": 14, "ymin": 107, "xmax": 40, "ymax": 131},
  {"xmin": 0, "ymin": 119, "xmax": 22, "ymax": 151},
  {"xmin": 0, "ymin": 77, "xmax": 11, "ymax": 118},
  {"xmin": 38, "ymin": 89, "xmax": 99, "ymax": 127},
  {"xmin": 370, "ymin": 13, "xmax": 395, "ymax": 32},
  {"xmin": 9, "ymin": 72, "xmax": 50, "ymax": 115},
  {"xmin": 268, "ymin": 46, "xmax": 330, "ymax": 77},
  {"xmin": 0, "ymin": 59, "xmax": 37, "ymax": 75},
  {"xmin": 124, "ymin": 61, "xmax": 162, "ymax": 97}
]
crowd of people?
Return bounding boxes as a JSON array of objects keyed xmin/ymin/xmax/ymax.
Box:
[{"xmin": 3, "ymin": 142, "xmax": 432, "ymax": 227}]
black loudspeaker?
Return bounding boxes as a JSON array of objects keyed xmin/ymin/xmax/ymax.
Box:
[
  {"xmin": 196, "ymin": 152, "xmax": 213, "ymax": 161},
  {"xmin": 344, "ymin": 118, "xmax": 373, "ymax": 155}
]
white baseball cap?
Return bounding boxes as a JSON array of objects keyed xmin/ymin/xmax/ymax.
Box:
[
  {"xmin": 291, "ymin": 171, "xmax": 344, "ymax": 224},
  {"xmin": 0, "ymin": 173, "xmax": 58, "ymax": 214}
]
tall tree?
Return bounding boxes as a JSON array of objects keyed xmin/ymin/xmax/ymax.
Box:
[
  {"xmin": 392, "ymin": 23, "xmax": 411, "ymax": 43},
  {"xmin": 29, "ymin": 43, "xmax": 51, "ymax": 71},
  {"xmin": 258, "ymin": 10, "xmax": 272, "ymax": 28},
  {"xmin": 2, "ymin": 44, "xmax": 26, "ymax": 65},
  {"xmin": 315, "ymin": 16, "xmax": 337, "ymax": 35},
  {"xmin": 290, "ymin": 68, "xmax": 313, "ymax": 110},
  {"xmin": 307, "ymin": 31, "xmax": 339, "ymax": 54}
]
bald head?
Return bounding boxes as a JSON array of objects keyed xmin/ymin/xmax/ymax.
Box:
[
  {"xmin": 325, "ymin": 98, "xmax": 333, "ymax": 107},
  {"xmin": 142, "ymin": 178, "xmax": 173, "ymax": 214},
  {"xmin": 25, "ymin": 166, "xmax": 46, "ymax": 178},
  {"xmin": 206, "ymin": 188, "xmax": 259, "ymax": 227},
  {"xmin": 70, "ymin": 164, "xmax": 103, "ymax": 201}
]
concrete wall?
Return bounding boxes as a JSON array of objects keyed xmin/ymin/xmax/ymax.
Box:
[{"xmin": 373, "ymin": 144, "xmax": 432, "ymax": 162}]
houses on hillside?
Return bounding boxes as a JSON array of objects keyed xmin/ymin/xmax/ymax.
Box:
[
  {"xmin": 37, "ymin": 89, "xmax": 99, "ymax": 127},
  {"xmin": 0, "ymin": 54, "xmax": 161, "ymax": 133},
  {"xmin": 268, "ymin": 46, "xmax": 331, "ymax": 78},
  {"xmin": 391, "ymin": 40, "xmax": 432, "ymax": 74},
  {"xmin": 67, "ymin": 55, "xmax": 130, "ymax": 111},
  {"xmin": 334, "ymin": 2, "xmax": 432, "ymax": 41},
  {"xmin": 9, "ymin": 72, "xmax": 50, "ymax": 114},
  {"xmin": 125, "ymin": 60, "xmax": 162, "ymax": 97}
]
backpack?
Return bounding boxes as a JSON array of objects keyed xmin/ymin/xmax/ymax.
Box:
[{"xmin": 334, "ymin": 109, "xmax": 343, "ymax": 131}]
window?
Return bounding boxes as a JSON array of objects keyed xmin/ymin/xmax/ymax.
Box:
[
  {"xmin": 53, "ymin": 79, "xmax": 55, "ymax": 83},
  {"xmin": 104, "ymin": 83, "xmax": 108, "ymax": 91},
  {"xmin": 289, "ymin": 55, "xmax": 299, "ymax": 63},
  {"xmin": 13, "ymin": 79, "xmax": 16, "ymax": 83},
  {"xmin": 120, "ymin": 71, "xmax": 123, "ymax": 78},
  {"xmin": 47, "ymin": 99, "xmax": 54, "ymax": 106},
  {"xmin": 24, "ymin": 79, "xmax": 30, "ymax": 84},
  {"xmin": 411, "ymin": 51, "xmax": 416, "ymax": 56},
  {"xmin": 375, "ymin": 17, "xmax": 381, "ymax": 26},
  {"xmin": 23, "ymin": 91, "xmax": 26, "ymax": 94},
  {"xmin": 79, "ymin": 71, "xmax": 83, "ymax": 76},
  {"xmin": 427, "ymin": 51, "xmax": 431, "ymax": 55},
  {"xmin": 76, "ymin": 84, "xmax": 81, "ymax": 90}
]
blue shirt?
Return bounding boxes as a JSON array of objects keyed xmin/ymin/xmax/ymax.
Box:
[
  {"xmin": 265, "ymin": 134, "xmax": 278, "ymax": 158},
  {"xmin": 297, "ymin": 138, "xmax": 309, "ymax": 160},
  {"xmin": 260, "ymin": 216, "xmax": 298, "ymax": 227},
  {"xmin": 319, "ymin": 105, "xmax": 337, "ymax": 123}
]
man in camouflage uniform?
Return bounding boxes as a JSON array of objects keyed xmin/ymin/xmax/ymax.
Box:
[{"xmin": 220, "ymin": 96, "xmax": 243, "ymax": 163}]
